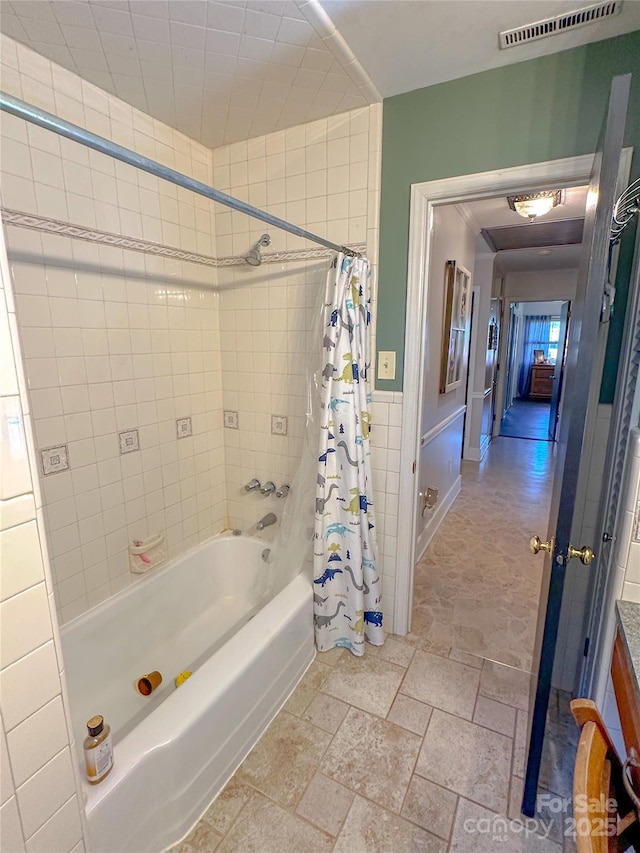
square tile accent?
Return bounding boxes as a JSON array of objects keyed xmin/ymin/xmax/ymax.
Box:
[
  {"xmin": 320, "ymin": 707, "xmax": 421, "ymax": 812},
  {"xmin": 400, "ymin": 650, "xmax": 480, "ymax": 720},
  {"xmin": 223, "ymin": 410, "xmax": 238, "ymax": 429},
  {"xmin": 175, "ymin": 417, "xmax": 192, "ymax": 439},
  {"xmin": 271, "ymin": 415, "xmax": 287, "ymax": 436},
  {"xmin": 118, "ymin": 429, "xmax": 139, "ymax": 455},
  {"xmin": 40, "ymin": 444, "xmax": 69, "ymax": 476},
  {"xmin": 415, "ymin": 709, "xmax": 512, "ymax": 814}
]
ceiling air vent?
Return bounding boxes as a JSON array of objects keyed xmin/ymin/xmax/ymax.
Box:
[{"xmin": 499, "ymin": 1, "xmax": 623, "ymax": 49}]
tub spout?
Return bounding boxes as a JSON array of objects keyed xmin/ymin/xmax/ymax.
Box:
[{"xmin": 256, "ymin": 513, "xmax": 277, "ymax": 531}]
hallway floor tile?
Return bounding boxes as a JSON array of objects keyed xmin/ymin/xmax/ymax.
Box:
[{"xmin": 413, "ymin": 437, "xmax": 555, "ymax": 671}]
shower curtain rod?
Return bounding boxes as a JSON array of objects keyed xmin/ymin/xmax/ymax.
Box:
[{"xmin": 0, "ymin": 92, "xmax": 361, "ymax": 258}]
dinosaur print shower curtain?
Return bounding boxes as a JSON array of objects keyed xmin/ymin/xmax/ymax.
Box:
[{"xmin": 313, "ymin": 253, "xmax": 384, "ymax": 654}]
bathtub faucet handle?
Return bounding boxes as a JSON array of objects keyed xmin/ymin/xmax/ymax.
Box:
[
  {"xmin": 275, "ymin": 484, "xmax": 290, "ymax": 498},
  {"xmin": 245, "ymin": 478, "xmax": 261, "ymax": 492},
  {"xmin": 260, "ymin": 481, "xmax": 276, "ymax": 496}
]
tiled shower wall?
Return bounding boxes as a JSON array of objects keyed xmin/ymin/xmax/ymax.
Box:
[
  {"xmin": 0, "ymin": 34, "xmax": 226, "ymax": 623},
  {"xmin": 1, "ymin": 229, "xmax": 84, "ymax": 853},
  {"xmin": 208, "ymin": 105, "xmax": 397, "ymax": 628}
]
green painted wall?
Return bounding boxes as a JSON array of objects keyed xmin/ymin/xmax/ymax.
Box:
[{"xmin": 378, "ymin": 31, "xmax": 640, "ymax": 400}]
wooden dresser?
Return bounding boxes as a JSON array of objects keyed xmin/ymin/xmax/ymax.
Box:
[{"xmin": 530, "ymin": 364, "xmax": 555, "ymax": 400}]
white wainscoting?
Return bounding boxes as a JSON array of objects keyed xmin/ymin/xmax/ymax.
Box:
[{"xmin": 414, "ymin": 406, "xmax": 465, "ymax": 562}]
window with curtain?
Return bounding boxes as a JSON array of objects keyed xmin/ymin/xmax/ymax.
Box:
[{"xmin": 517, "ymin": 314, "xmax": 561, "ymax": 398}]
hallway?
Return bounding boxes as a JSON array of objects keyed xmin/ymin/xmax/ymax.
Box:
[
  {"xmin": 500, "ymin": 400, "xmax": 554, "ymax": 442},
  {"xmin": 412, "ymin": 437, "xmax": 556, "ymax": 671}
]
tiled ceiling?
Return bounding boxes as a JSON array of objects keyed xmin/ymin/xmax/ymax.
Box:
[{"xmin": 0, "ymin": 0, "xmax": 375, "ymax": 148}]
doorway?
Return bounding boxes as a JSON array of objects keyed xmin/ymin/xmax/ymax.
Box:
[
  {"xmin": 409, "ymin": 179, "xmax": 587, "ymax": 667},
  {"xmin": 499, "ymin": 300, "xmax": 570, "ymax": 442},
  {"xmin": 398, "ymin": 135, "xmax": 632, "ymax": 829}
]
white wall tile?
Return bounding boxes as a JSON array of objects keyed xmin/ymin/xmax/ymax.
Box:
[
  {"xmin": 5, "ymin": 695, "xmax": 71, "ymax": 792},
  {"xmin": 24, "ymin": 794, "xmax": 82, "ymax": 853},
  {"xmin": 0, "ymin": 521, "xmax": 44, "ymax": 602},
  {"xmin": 0, "ymin": 584, "xmax": 52, "ymax": 668},
  {"xmin": 0, "ymin": 397, "xmax": 32, "ymax": 501},
  {"xmin": 0, "ymin": 642, "xmax": 61, "ymax": 731},
  {"xmin": 0, "ymin": 797, "xmax": 26, "ymax": 853},
  {"xmin": 16, "ymin": 748, "xmax": 76, "ymax": 839}
]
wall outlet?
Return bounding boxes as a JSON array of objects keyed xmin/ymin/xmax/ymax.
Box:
[{"xmin": 377, "ymin": 350, "xmax": 396, "ymax": 381}]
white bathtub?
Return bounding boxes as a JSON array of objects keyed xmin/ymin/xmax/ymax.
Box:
[{"xmin": 60, "ymin": 533, "xmax": 314, "ymax": 853}]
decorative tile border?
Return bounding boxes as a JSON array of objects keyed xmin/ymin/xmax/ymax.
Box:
[{"xmin": 1, "ymin": 208, "xmax": 365, "ymax": 268}]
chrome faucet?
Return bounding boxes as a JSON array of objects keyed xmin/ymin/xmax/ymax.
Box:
[
  {"xmin": 260, "ymin": 481, "xmax": 276, "ymax": 496},
  {"xmin": 245, "ymin": 478, "xmax": 261, "ymax": 492},
  {"xmin": 256, "ymin": 513, "xmax": 277, "ymax": 531},
  {"xmin": 275, "ymin": 484, "xmax": 290, "ymax": 498}
]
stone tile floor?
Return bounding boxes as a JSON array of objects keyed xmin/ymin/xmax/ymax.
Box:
[
  {"xmin": 172, "ymin": 643, "xmax": 577, "ymax": 852},
  {"xmin": 413, "ymin": 437, "xmax": 556, "ymax": 671},
  {"xmin": 173, "ymin": 438, "xmax": 577, "ymax": 851}
]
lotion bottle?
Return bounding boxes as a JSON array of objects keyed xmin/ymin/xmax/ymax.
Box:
[{"xmin": 83, "ymin": 715, "xmax": 113, "ymax": 784}]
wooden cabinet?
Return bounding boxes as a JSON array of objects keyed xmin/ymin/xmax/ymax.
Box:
[
  {"xmin": 612, "ymin": 630, "xmax": 640, "ymax": 790},
  {"xmin": 530, "ymin": 364, "xmax": 554, "ymax": 400}
]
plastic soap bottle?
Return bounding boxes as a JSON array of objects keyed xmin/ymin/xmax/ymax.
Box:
[{"xmin": 83, "ymin": 715, "xmax": 113, "ymax": 784}]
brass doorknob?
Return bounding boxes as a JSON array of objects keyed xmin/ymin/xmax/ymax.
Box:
[
  {"xmin": 568, "ymin": 545, "xmax": 596, "ymax": 565},
  {"xmin": 529, "ymin": 535, "xmax": 554, "ymax": 555}
]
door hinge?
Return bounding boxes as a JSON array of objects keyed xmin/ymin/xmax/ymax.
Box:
[{"xmin": 583, "ymin": 636, "xmax": 590, "ymax": 658}]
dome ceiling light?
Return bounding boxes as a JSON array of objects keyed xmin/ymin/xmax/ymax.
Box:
[{"xmin": 507, "ymin": 190, "xmax": 564, "ymax": 222}]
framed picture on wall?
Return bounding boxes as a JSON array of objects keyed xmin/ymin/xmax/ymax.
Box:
[{"xmin": 440, "ymin": 260, "xmax": 471, "ymax": 394}]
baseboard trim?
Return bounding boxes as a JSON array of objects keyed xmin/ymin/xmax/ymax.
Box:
[{"xmin": 415, "ymin": 474, "xmax": 462, "ymax": 563}]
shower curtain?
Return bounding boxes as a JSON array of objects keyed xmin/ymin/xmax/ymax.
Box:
[{"xmin": 313, "ymin": 253, "xmax": 384, "ymax": 654}]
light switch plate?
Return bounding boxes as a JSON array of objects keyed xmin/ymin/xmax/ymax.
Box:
[{"xmin": 377, "ymin": 351, "xmax": 396, "ymax": 381}]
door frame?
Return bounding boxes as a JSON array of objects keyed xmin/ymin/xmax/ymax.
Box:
[{"xmin": 394, "ymin": 149, "xmax": 633, "ymax": 636}]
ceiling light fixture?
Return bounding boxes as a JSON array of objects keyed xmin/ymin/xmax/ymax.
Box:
[{"xmin": 507, "ymin": 190, "xmax": 564, "ymax": 222}]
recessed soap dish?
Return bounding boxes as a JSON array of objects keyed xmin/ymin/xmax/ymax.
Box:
[{"xmin": 129, "ymin": 533, "xmax": 165, "ymax": 574}]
